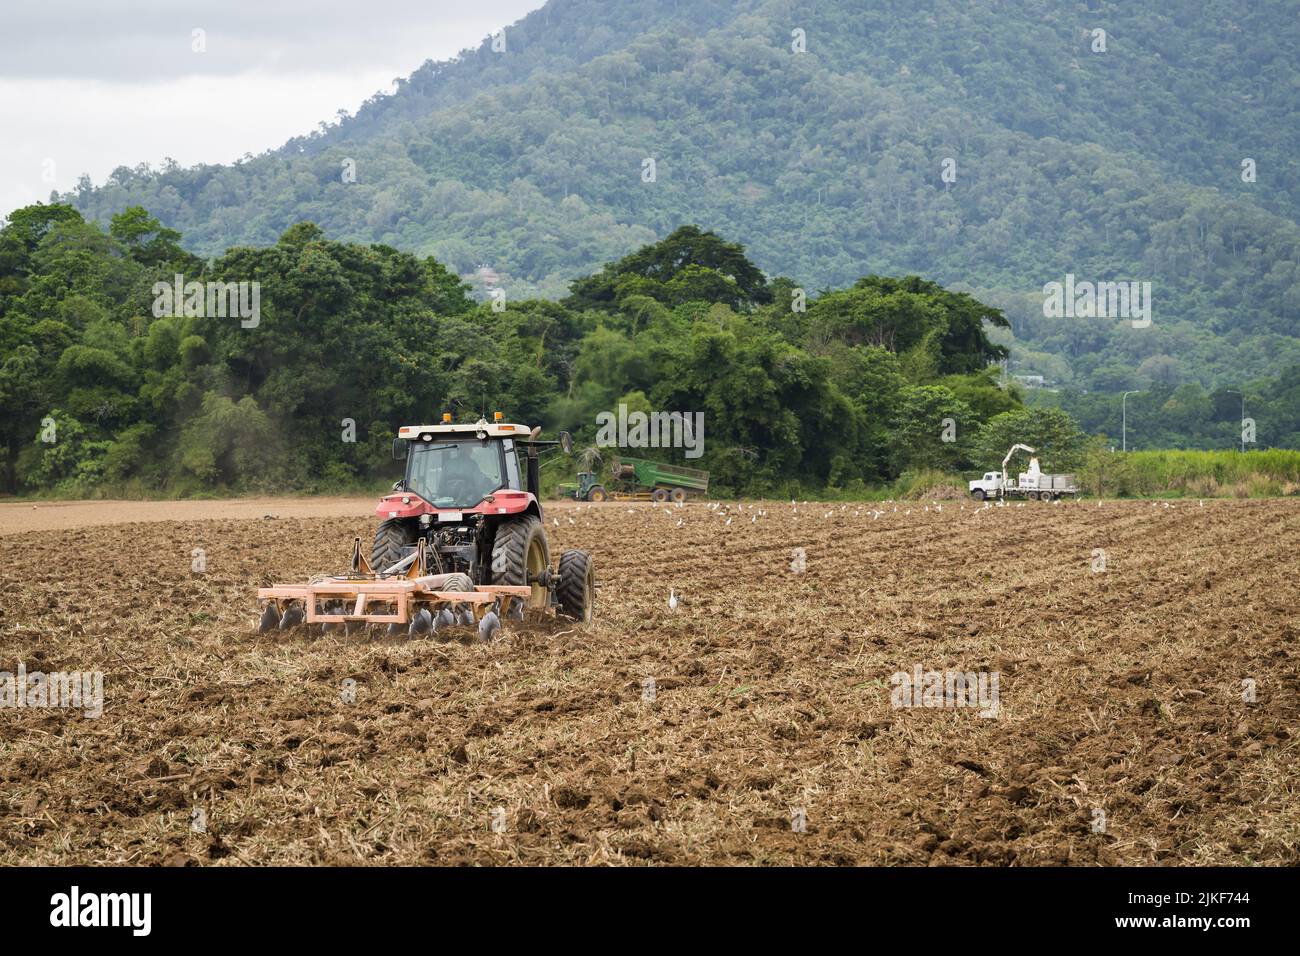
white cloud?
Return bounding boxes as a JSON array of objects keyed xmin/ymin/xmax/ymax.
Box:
[
  {"xmin": 1, "ymin": 71, "xmax": 392, "ymax": 207},
  {"xmin": 1, "ymin": 1, "xmax": 544, "ymax": 219}
]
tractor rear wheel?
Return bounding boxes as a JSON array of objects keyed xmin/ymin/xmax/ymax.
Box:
[
  {"xmin": 588, "ymin": 485, "xmax": 608, "ymax": 502},
  {"xmin": 372, "ymin": 518, "xmax": 415, "ymax": 572},
  {"xmin": 491, "ymin": 516, "xmax": 550, "ymax": 608},
  {"xmin": 557, "ymin": 549, "xmax": 595, "ymax": 623}
]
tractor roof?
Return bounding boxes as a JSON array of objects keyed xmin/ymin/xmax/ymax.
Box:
[{"xmin": 399, "ymin": 418, "xmax": 534, "ymax": 441}]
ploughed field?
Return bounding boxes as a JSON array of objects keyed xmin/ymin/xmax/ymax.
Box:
[{"xmin": 0, "ymin": 497, "xmax": 1297, "ymax": 865}]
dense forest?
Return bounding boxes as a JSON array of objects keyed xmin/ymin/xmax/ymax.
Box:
[
  {"xmin": 56, "ymin": 0, "xmax": 1300, "ymax": 395},
  {"xmin": 4, "ymin": 204, "xmax": 1300, "ymax": 499}
]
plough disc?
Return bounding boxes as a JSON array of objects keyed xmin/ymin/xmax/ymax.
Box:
[
  {"xmin": 255, "ymin": 535, "xmax": 590, "ymax": 639},
  {"xmin": 257, "ymin": 574, "xmax": 530, "ymax": 635}
]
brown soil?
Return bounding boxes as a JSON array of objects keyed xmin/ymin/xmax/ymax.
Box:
[
  {"xmin": 0, "ymin": 496, "xmax": 382, "ymax": 536},
  {"xmin": 907, "ymin": 483, "xmax": 969, "ymax": 501},
  {"xmin": 0, "ymin": 497, "xmax": 1296, "ymax": 865}
]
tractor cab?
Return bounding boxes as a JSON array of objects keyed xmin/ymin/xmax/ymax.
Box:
[
  {"xmin": 567, "ymin": 471, "xmax": 603, "ymax": 501},
  {"xmin": 383, "ymin": 414, "xmax": 570, "ymax": 522},
  {"xmin": 393, "ymin": 417, "xmax": 528, "ymax": 511}
]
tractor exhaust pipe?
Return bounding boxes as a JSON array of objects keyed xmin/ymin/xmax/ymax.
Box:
[{"xmin": 526, "ymin": 443, "xmax": 540, "ymax": 498}]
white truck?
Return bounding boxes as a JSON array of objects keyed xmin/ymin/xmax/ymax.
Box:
[{"xmin": 968, "ymin": 443, "xmax": 1079, "ymax": 501}]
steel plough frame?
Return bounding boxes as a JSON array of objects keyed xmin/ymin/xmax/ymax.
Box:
[{"xmin": 257, "ymin": 536, "xmax": 532, "ymax": 625}]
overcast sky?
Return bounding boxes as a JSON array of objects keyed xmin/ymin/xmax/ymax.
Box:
[{"xmin": 0, "ymin": 1, "xmax": 545, "ymax": 219}]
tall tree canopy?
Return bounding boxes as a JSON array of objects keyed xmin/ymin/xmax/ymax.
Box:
[{"xmin": 4, "ymin": 207, "xmax": 1297, "ymax": 498}]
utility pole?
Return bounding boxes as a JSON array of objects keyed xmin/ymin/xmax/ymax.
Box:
[{"xmin": 1122, "ymin": 390, "xmax": 1139, "ymax": 453}]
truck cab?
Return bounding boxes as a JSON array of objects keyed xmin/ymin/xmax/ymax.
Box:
[{"xmin": 968, "ymin": 471, "xmax": 1006, "ymax": 500}]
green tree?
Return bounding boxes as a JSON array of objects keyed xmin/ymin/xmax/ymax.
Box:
[
  {"xmin": 890, "ymin": 385, "xmax": 975, "ymax": 473},
  {"xmin": 567, "ymin": 225, "xmax": 772, "ymax": 312},
  {"xmin": 109, "ymin": 206, "xmax": 195, "ymax": 269},
  {"xmin": 177, "ymin": 393, "xmax": 278, "ymax": 486},
  {"xmin": 975, "ymin": 407, "xmax": 1088, "ymax": 472}
]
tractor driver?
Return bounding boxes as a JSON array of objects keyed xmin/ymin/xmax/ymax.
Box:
[{"xmin": 442, "ymin": 442, "xmax": 493, "ymax": 501}]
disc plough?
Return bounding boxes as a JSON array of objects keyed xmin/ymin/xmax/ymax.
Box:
[{"xmin": 257, "ymin": 537, "xmax": 529, "ymax": 639}]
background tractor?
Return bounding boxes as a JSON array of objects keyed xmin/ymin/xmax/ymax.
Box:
[
  {"xmin": 258, "ymin": 414, "xmax": 595, "ymax": 637},
  {"xmin": 559, "ymin": 455, "xmax": 709, "ymax": 502}
]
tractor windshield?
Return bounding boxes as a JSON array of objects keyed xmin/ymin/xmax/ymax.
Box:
[{"xmin": 405, "ymin": 439, "xmax": 504, "ymax": 508}]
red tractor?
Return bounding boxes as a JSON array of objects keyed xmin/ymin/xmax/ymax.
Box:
[{"xmin": 258, "ymin": 415, "xmax": 594, "ymax": 637}]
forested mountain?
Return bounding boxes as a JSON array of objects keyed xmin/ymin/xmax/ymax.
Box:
[{"xmin": 53, "ymin": 0, "xmax": 1300, "ymax": 392}]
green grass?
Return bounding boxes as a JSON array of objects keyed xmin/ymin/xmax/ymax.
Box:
[{"xmin": 1081, "ymin": 448, "xmax": 1300, "ymax": 498}]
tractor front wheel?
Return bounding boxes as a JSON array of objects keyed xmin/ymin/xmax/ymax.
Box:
[
  {"xmin": 372, "ymin": 518, "xmax": 416, "ymax": 572},
  {"xmin": 557, "ymin": 549, "xmax": 595, "ymax": 623},
  {"xmin": 491, "ymin": 516, "xmax": 550, "ymax": 608}
]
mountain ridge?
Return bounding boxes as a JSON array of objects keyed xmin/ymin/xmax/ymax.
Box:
[{"xmin": 57, "ymin": 0, "xmax": 1300, "ymax": 390}]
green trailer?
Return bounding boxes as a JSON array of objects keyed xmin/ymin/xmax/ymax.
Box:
[{"xmin": 560, "ymin": 455, "xmax": 709, "ymax": 502}]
